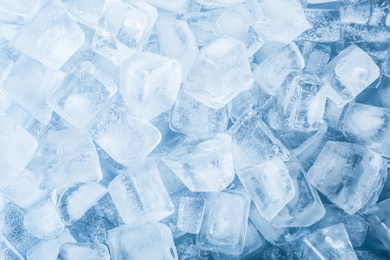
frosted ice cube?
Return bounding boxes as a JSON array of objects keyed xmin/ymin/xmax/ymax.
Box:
[
  {"xmin": 108, "ymin": 158, "xmax": 174, "ymax": 225},
  {"xmin": 170, "ymin": 90, "xmax": 228, "ymax": 139},
  {"xmin": 314, "ymin": 204, "xmax": 368, "ymax": 247},
  {"xmin": 183, "ymin": 35, "xmax": 253, "ymax": 109},
  {"xmin": 107, "ymin": 223, "xmax": 177, "ymax": 260},
  {"xmin": 162, "ymin": 134, "xmax": 235, "ymax": 192},
  {"xmin": 88, "ymin": 95, "xmax": 161, "ymax": 165},
  {"xmin": 23, "ymin": 199, "xmax": 64, "ymax": 239},
  {"xmin": 306, "ymin": 141, "xmax": 387, "ymax": 214},
  {"xmin": 120, "ymin": 52, "xmax": 182, "ymax": 121},
  {"xmin": 0, "ymin": 234, "xmax": 23, "ymax": 260},
  {"xmin": 298, "ymin": 41, "xmax": 331, "ymax": 75},
  {"xmin": 26, "ymin": 229, "xmax": 76, "ymax": 260},
  {"xmin": 272, "ymin": 161, "xmax": 325, "ymax": 227},
  {"xmin": 53, "ymin": 182, "xmax": 107, "ymax": 225},
  {"xmin": 47, "ymin": 61, "xmax": 118, "ymax": 128},
  {"xmin": 11, "ymin": 0, "xmax": 85, "ymax": 69},
  {"xmin": 177, "ymin": 197, "xmax": 205, "ymax": 234},
  {"xmin": 298, "ymin": 9, "xmax": 340, "ymax": 42},
  {"xmin": 4, "ymin": 55, "xmax": 58, "ymax": 124},
  {"xmin": 61, "ymin": 0, "xmax": 106, "ymax": 28},
  {"xmin": 252, "ymin": 0, "xmax": 311, "ymax": 42},
  {"xmin": 57, "ymin": 243, "xmax": 110, "ymax": 260},
  {"xmin": 237, "ymin": 160, "xmax": 295, "ymax": 221},
  {"xmin": 253, "ymin": 43, "xmax": 305, "ymax": 95},
  {"xmin": 228, "ymin": 110, "xmax": 290, "ymax": 169},
  {"xmin": 31, "ymin": 129, "xmax": 102, "ymax": 189},
  {"xmin": 0, "ymin": 0, "xmax": 42, "ymax": 17},
  {"xmin": 92, "ymin": 0, "xmax": 157, "ymax": 65},
  {"xmin": 320, "ymin": 44, "xmax": 380, "ymax": 105},
  {"xmin": 340, "ymin": 103, "xmax": 390, "ymax": 157},
  {"xmin": 302, "ymin": 224, "xmax": 358, "ymax": 260},
  {"xmin": 0, "ymin": 116, "xmax": 38, "ymax": 187},
  {"xmin": 197, "ymin": 191, "xmax": 251, "ymax": 256},
  {"xmin": 156, "ymin": 19, "xmax": 198, "ymax": 80},
  {"xmin": 0, "ymin": 169, "xmax": 45, "ymax": 209},
  {"xmin": 341, "ymin": 0, "xmax": 371, "ymax": 24},
  {"xmin": 145, "ymin": 0, "xmax": 189, "ymax": 12}
]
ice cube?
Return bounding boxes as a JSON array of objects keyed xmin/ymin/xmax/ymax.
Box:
[
  {"xmin": 107, "ymin": 223, "xmax": 178, "ymax": 260},
  {"xmin": 92, "ymin": 0, "xmax": 157, "ymax": 65},
  {"xmin": 31, "ymin": 129, "xmax": 102, "ymax": 189},
  {"xmin": 306, "ymin": 141, "xmax": 387, "ymax": 214},
  {"xmin": 237, "ymin": 160, "xmax": 295, "ymax": 221},
  {"xmin": 0, "ymin": 116, "xmax": 38, "ymax": 187},
  {"xmin": 57, "ymin": 243, "xmax": 110, "ymax": 260},
  {"xmin": 197, "ymin": 191, "xmax": 250, "ymax": 256},
  {"xmin": 252, "ymin": 0, "xmax": 311, "ymax": 42},
  {"xmin": 0, "ymin": 0, "xmax": 42, "ymax": 17},
  {"xmin": 23, "ymin": 199, "xmax": 64, "ymax": 239},
  {"xmin": 252, "ymin": 43, "xmax": 305, "ymax": 95},
  {"xmin": 228, "ymin": 110, "xmax": 290, "ymax": 169},
  {"xmin": 53, "ymin": 182, "xmax": 107, "ymax": 225},
  {"xmin": 177, "ymin": 197, "xmax": 205, "ymax": 234},
  {"xmin": 272, "ymin": 160, "xmax": 325, "ymax": 227},
  {"xmin": 26, "ymin": 229, "xmax": 76, "ymax": 260},
  {"xmin": 298, "ymin": 9, "xmax": 340, "ymax": 42},
  {"xmin": 0, "ymin": 10, "xmax": 28, "ymax": 41},
  {"xmin": 0, "ymin": 233, "xmax": 23, "ymax": 260},
  {"xmin": 367, "ymin": 198, "xmax": 390, "ymax": 250},
  {"xmin": 47, "ymin": 61, "xmax": 118, "ymax": 128},
  {"xmin": 162, "ymin": 134, "xmax": 235, "ymax": 192},
  {"xmin": 175, "ymin": 234, "xmax": 212, "ymax": 260},
  {"xmin": 170, "ymin": 90, "xmax": 228, "ymax": 139},
  {"xmin": 11, "ymin": 0, "xmax": 85, "ymax": 69},
  {"xmin": 120, "ymin": 52, "xmax": 181, "ymax": 121},
  {"xmin": 145, "ymin": 0, "xmax": 189, "ymax": 12},
  {"xmin": 0, "ymin": 169, "xmax": 45, "ymax": 209},
  {"xmin": 368, "ymin": 0, "xmax": 390, "ymax": 26},
  {"xmin": 156, "ymin": 19, "xmax": 198, "ymax": 80},
  {"xmin": 0, "ymin": 37, "xmax": 19, "ymax": 88},
  {"xmin": 302, "ymin": 224, "xmax": 358, "ymax": 260},
  {"xmin": 183, "ymin": 35, "xmax": 253, "ymax": 109},
  {"xmin": 108, "ymin": 158, "xmax": 174, "ymax": 225},
  {"xmin": 341, "ymin": 0, "xmax": 371, "ymax": 24},
  {"xmin": 61, "ymin": 0, "xmax": 106, "ymax": 28},
  {"xmin": 298, "ymin": 41, "xmax": 331, "ymax": 75},
  {"xmin": 340, "ymin": 103, "xmax": 390, "ymax": 157},
  {"xmin": 88, "ymin": 95, "xmax": 161, "ymax": 165},
  {"xmin": 319, "ymin": 44, "xmax": 380, "ymax": 105},
  {"xmin": 195, "ymin": 0, "xmax": 244, "ymax": 7},
  {"xmin": 0, "ymin": 89, "xmax": 12, "ymax": 116}
]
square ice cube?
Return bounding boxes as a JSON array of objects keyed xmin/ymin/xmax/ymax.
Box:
[
  {"xmin": 88, "ymin": 95, "xmax": 161, "ymax": 165},
  {"xmin": 108, "ymin": 158, "xmax": 174, "ymax": 225},
  {"xmin": 306, "ymin": 141, "xmax": 387, "ymax": 214},
  {"xmin": 177, "ymin": 197, "xmax": 205, "ymax": 234},
  {"xmin": 320, "ymin": 44, "xmax": 380, "ymax": 105},
  {"xmin": 120, "ymin": 52, "xmax": 182, "ymax": 121},
  {"xmin": 11, "ymin": 0, "xmax": 85, "ymax": 69},
  {"xmin": 237, "ymin": 160, "xmax": 295, "ymax": 221},
  {"xmin": 196, "ymin": 191, "xmax": 251, "ymax": 256},
  {"xmin": 47, "ymin": 61, "xmax": 118, "ymax": 128},
  {"xmin": 92, "ymin": 0, "xmax": 157, "ymax": 65},
  {"xmin": 107, "ymin": 223, "xmax": 177, "ymax": 260},
  {"xmin": 0, "ymin": 116, "xmax": 38, "ymax": 187},
  {"xmin": 183, "ymin": 35, "xmax": 253, "ymax": 109}
]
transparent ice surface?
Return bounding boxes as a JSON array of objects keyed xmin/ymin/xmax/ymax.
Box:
[
  {"xmin": 57, "ymin": 243, "xmax": 110, "ymax": 260},
  {"xmin": 62, "ymin": 0, "xmax": 106, "ymax": 28},
  {"xmin": 177, "ymin": 197, "xmax": 205, "ymax": 234}
]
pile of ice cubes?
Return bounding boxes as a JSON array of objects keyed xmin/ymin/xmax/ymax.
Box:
[{"xmin": 1, "ymin": 0, "xmax": 390, "ymax": 259}]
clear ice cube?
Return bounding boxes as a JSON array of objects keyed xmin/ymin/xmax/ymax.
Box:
[
  {"xmin": 177, "ymin": 197, "xmax": 205, "ymax": 234},
  {"xmin": 62, "ymin": 0, "xmax": 106, "ymax": 28},
  {"xmin": 57, "ymin": 243, "xmax": 110, "ymax": 260}
]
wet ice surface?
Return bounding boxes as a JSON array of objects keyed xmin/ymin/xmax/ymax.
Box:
[{"xmin": 1, "ymin": 0, "xmax": 390, "ymax": 259}]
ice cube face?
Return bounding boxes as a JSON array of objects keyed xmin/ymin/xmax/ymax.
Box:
[
  {"xmin": 88, "ymin": 96, "xmax": 161, "ymax": 165},
  {"xmin": 237, "ymin": 160, "xmax": 295, "ymax": 221},
  {"xmin": 183, "ymin": 35, "xmax": 253, "ymax": 109},
  {"xmin": 108, "ymin": 159, "xmax": 174, "ymax": 225},
  {"xmin": 197, "ymin": 191, "xmax": 250, "ymax": 256},
  {"xmin": 0, "ymin": 38, "xmax": 19, "ymax": 88},
  {"xmin": 62, "ymin": 0, "xmax": 106, "ymax": 28},
  {"xmin": 298, "ymin": 9, "xmax": 340, "ymax": 42},
  {"xmin": 340, "ymin": 103, "xmax": 390, "ymax": 157},
  {"xmin": 11, "ymin": 0, "xmax": 85, "ymax": 69},
  {"xmin": 47, "ymin": 61, "xmax": 118, "ymax": 128},
  {"xmin": 0, "ymin": 0, "xmax": 41, "ymax": 17},
  {"xmin": 58, "ymin": 243, "xmax": 110, "ymax": 260},
  {"xmin": 307, "ymin": 141, "xmax": 387, "ymax": 214},
  {"xmin": 145, "ymin": 0, "xmax": 189, "ymax": 12},
  {"xmin": 120, "ymin": 52, "xmax": 182, "ymax": 121},
  {"xmin": 162, "ymin": 134, "xmax": 235, "ymax": 192},
  {"xmin": 31, "ymin": 129, "xmax": 102, "ymax": 189},
  {"xmin": 177, "ymin": 197, "xmax": 205, "ymax": 234},
  {"xmin": 302, "ymin": 224, "xmax": 358, "ymax": 260},
  {"xmin": 107, "ymin": 223, "xmax": 178, "ymax": 260},
  {"xmin": 298, "ymin": 41, "xmax": 331, "ymax": 75},
  {"xmin": 0, "ymin": 233, "xmax": 23, "ymax": 260},
  {"xmin": 252, "ymin": 0, "xmax": 311, "ymax": 42},
  {"xmin": 320, "ymin": 45, "xmax": 380, "ymax": 105},
  {"xmin": 367, "ymin": 198, "xmax": 390, "ymax": 249},
  {"xmin": 0, "ymin": 116, "xmax": 38, "ymax": 187},
  {"xmin": 92, "ymin": 0, "xmax": 157, "ymax": 65}
]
